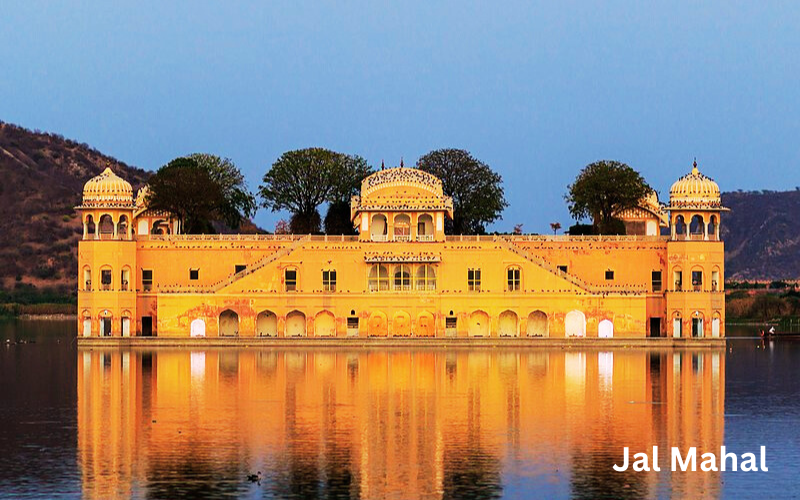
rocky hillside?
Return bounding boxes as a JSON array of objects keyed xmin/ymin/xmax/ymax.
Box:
[
  {"xmin": 0, "ymin": 121, "xmax": 151, "ymax": 295},
  {"xmin": 721, "ymin": 189, "xmax": 800, "ymax": 280}
]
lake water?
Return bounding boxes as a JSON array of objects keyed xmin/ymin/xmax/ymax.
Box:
[{"xmin": 0, "ymin": 320, "xmax": 797, "ymax": 499}]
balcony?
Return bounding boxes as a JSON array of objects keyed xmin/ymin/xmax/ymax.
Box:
[
  {"xmin": 417, "ymin": 234, "xmax": 434, "ymax": 242},
  {"xmin": 371, "ymin": 235, "xmax": 388, "ymax": 242},
  {"xmin": 393, "ymin": 234, "xmax": 411, "ymax": 242}
]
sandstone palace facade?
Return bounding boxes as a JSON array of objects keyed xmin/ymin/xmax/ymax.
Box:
[{"xmin": 76, "ymin": 163, "xmax": 726, "ymax": 339}]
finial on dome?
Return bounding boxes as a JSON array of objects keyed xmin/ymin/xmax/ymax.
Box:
[
  {"xmin": 381, "ymin": 160, "xmax": 385, "ymax": 170},
  {"xmin": 400, "ymin": 157, "xmax": 404, "ymax": 168},
  {"xmin": 692, "ymin": 158, "xmax": 698, "ymax": 175}
]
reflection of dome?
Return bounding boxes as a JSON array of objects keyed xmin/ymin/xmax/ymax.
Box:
[
  {"xmin": 82, "ymin": 167, "xmax": 134, "ymax": 207},
  {"xmin": 669, "ymin": 161, "xmax": 721, "ymax": 208}
]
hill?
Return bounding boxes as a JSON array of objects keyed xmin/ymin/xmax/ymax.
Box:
[
  {"xmin": 0, "ymin": 121, "xmax": 262, "ymax": 299},
  {"xmin": 721, "ymin": 189, "xmax": 800, "ymax": 280}
]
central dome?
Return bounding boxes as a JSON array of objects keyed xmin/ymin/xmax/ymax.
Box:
[
  {"xmin": 82, "ymin": 167, "xmax": 134, "ymax": 207},
  {"xmin": 669, "ymin": 161, "xmax": 721, "ymax": 208}
]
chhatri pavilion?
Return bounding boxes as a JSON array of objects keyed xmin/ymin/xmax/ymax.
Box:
[{"xmin": 76, "ymin": 162, "xmax": 726, "ymax": 339}]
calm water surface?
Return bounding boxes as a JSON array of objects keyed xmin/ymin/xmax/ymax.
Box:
[{"xmin": 0, "ymin": 320, "xmax": 797, "ymax": 499}]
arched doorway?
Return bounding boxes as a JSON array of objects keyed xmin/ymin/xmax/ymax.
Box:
[
  {"xmin": 256, "ymin": 310, "xmax": 278, "ymax": 337},
  {"xmin": 598, "ymin": 319, "xmax": 614, "ymax": 338},
  {"xmin": 219, "ymin": 310, "xmax": 239, "ymax": 337},
  {"xmin": 286, "ymin": 311, "xmax": 306, "ymax": 337},
  {"xmin": 85, "ymin": 215, "xmax": 95, "ymax": 239},
  {"xmin": 82, "ymin": 312, "xmax": 92, "ymax": 337},
  {"xmin": 99, "ymin": 214, "xmax": 114, "ymax": 238},
  {"xmin": 392, "ymin": 311, "xmax": 411, "ymax": 337},
  {"xmin": 368, "ymin": 312, "xmax": 388, "ymax": 337},
  {"xmin": 565, "ymin": 310, "xmax": 586, "ymax": 337},
  {"xmin": 672, "ymin": 313, "xmax": 683, "ymax": 338},
  {"xmin": 117, "ymin": 215, "xmax": 129, "ymax": 239},
  {"xmin": 469, "ymin": 310, "xmax": 490, "ymax": 337},
  {"xmin": 712, "ymin": 312, "xmax": 721, "ymax": 338},
  {"xmin": 191, "ymin": 318, "xmax": 206, "ymax": 337},
  {"xmin": 121, "ymin": 314, "xmax": 131, "ymax": 337},
  {"xmin": 415, "ymin": 311, "xmax": 435, "ymax": 337},
  {"xmin": 689, "ymin": 214, "xmax": 705, "ymax": 239},
  {"xmin": 692, "ymin": 312, "xmax": 704, "ymax": 338},
  {"xmin": 498, "ymin": 310, "xmax": 518, "ymax": 337},
  {"xmin": 315, "ymin": 310, "xmax": 336, "ymax": 337},
  {"xmin": 527, "ymin": 311, "xmax": 548, "ymax": 337}
]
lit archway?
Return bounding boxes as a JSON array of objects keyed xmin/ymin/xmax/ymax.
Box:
[
  {"xmin": 565, "ymin": 310, "xmax": 586, "ymax": 337},
  {"xmin": 415, "ymin": 311, "xmax": 435, "ymax": 337},
  {"xmin": 314, "ymin": 310, "xmax": 336, "ymax": 337},
  {"xmin": 527, "ymin": 310, "xmax": 548, "ymax": 337},
  {"xmin": 191, "ymin": 318, "xmax": 206, "ymax": 337},
  {"xmin": 468, "ymin": 310, "xmax": 490, "ymax": 337},
  {"xmin": 256, "ymin": 310, "xmax": 278, "ymax": 337},
  {"xmin": 392, "ymin": 311, "xmax": 411, "ymax": 337},
  {"xmin": 498, "ymin": 310, "xmax": 518, "ymax": 337},
  {"xmin": 368, "ymin": 312, "xmax": 388, "ymax": 337},
  {"xmin": 219, "ymin": 310, "xmax": 239, "ymax": 337},
  {"xmin": 598, "ymin": 319, "xmax": 614, "ymax": 338},
  {"xmin": 286, "ymin": 310, "xmax": 307, "ymax": 337}
]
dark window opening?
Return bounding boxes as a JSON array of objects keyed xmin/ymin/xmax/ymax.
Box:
[
  {"xmin": 235, "ymin": 264, "xmax": 246, "ymax": 274},
  {"xmin": 468, "ymin": 268, "xmax": 481, "ymax": 291},
  {"xmin": 605, "ymin": 270, "xmax": 615, "ymax": 280},
  {"xmin": 142, "ymin": 317, "xmax": 153, "ymax": 336},
  {"xmin": 323, "ymin": 270, "xmax": 336, "ymax": 291},
  {"xmin": 142, "ymin": 270, "xmax": 153, "ymax": 291},
  {"xmin": 347, "ymin": 317, "xmax": 359, "ymax": 330},
  {"xmin": 557, "ymin": 265, "xmax": 568, "ymax": 273},
  {"xmin": 507, "ymin": 267, "xmax": 521, "ymax": 291},
  {"xmin": 189, "ymin": 269, "xmax": 199, "ymax": 280},
  {"xmin": 285, "ymin": 269, "xmax": 297, "ymax": 291},
  {"xmin": 692, "ymin": 271, "xmax": 703, "ymax": 291},
  {"xmin": 652, "ymin": 271, "xmax": 662, "ymax": 292},
  {"xmin": 101, "ymin": 270, "xmax": 112, "ymax": 290}
]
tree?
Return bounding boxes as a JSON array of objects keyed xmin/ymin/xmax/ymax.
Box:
[
  {"xmin": 145, "ymin": 158, "xmax": 227, "ymax": 234},
  {"xmin": 566, "ymin": 160, "xmax": 652, "ymax": 235},
  {"xmin": 416, "ymin": 149, "xmax": 508, "ymax": 234},
  {"xmin": 259, "ymin": 148, "xmax": 373, "ymax": 234},
  {"xmin": 324, "ymin": 154, "xmax": 373, "ymax": 234},
  {"xmin": 550, "ymin": 222, "xmax": 561, "ymax": 235},
  {"xmin": 187, "ymin": 153, "xmax": 257, "ymax": 229}
]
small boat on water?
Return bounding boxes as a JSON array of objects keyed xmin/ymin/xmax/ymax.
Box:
[{"xmin": 761, "ymin": 327, "xmax": 800, "ymax": 339}]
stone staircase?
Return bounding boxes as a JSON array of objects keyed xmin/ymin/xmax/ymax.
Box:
[
  {"xmin": 497, "ymin": 237, "xmax": 599, "ymax": 293},
  {"xmin": 212, "ymin": 235, "xmax": 310, "ymax": 291}
]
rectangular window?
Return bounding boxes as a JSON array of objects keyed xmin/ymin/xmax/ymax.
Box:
[
  {"xmin": 394, "ymin": 264, "xmax": 411, "ymax": 291},
  {"xmin": 347, "ymin": 316, "xmax": 359, "ymax": 332},
  {"xmin": 468, "ymin": 268, "xmax": 481, "ymax": 291},
  {"xmin": 652, "ymin": 271, "xmax": 662, "ymax": 292},
  {"xmin": 323, "ymin": 270, "xmax": 337, "ymax": 291},
  {"xmin": 557, "ymin": 265, "xmax": 568, "ymax": 274},
  {"xmin": 142, "ymin": 270, "xmax": 153, "ymax": 291},
  {"xmin": 101, "ymin": 270, "xmax": 112, "ymax": 290},
  {"xmin": 446, "ymin": 317, "xmax": 457, "ymax": 329},
  {"xmin": 605, "ymin": 270, "xmax": 615, "ymax": 280},
  {"xmin": 189, "ymin": 269, "xmax": 199, "ymax": 280},
  {"xmin": 285, "ymin": 269, "xmax": 297, "ymax": 291},
  {"xmin": 674, "ymin": 270, "xmax": 683, "ymax": 291},
  {"xmin": 692, "ymin": 270, "xmax": 703, "ymax": 291},
  {"xmin": 507, "ymin": 267, "xmax": 520, "ymax": 291},
  {"xmin": 235, "ymin": 264, "xmax": 246, "ymax": 274}
]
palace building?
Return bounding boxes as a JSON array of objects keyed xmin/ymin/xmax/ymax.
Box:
[{"xmin": 76, "ymin": 162, "xmax": 726, "ymax": 339}]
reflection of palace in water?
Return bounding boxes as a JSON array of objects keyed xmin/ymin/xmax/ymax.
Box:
[{"xmin": 78, "ymin": 348, "xmax": 724, "ymax": 499}]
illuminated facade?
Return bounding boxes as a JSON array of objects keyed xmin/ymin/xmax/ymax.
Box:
[{"xmin": 76, "ymin": 162, "xmax": 726, "ymax": 339}]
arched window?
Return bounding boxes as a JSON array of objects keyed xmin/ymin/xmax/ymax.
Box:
[
  {"xmin": 417, "ymin": 214, "xmax": 434, "ymax": 241},
  {"xmin": 394, "ymin": 214, "xmax": 411, "ymax": 241},
  {"xmin": 674, "ymin": 215, "xmax": 686, "ymax": 240},
  {"xmin": 691, "ymin": 267, "xmax": 704, "ymax": 291},
  {"xmin": 711, "ymin": 267, "xmax": 720, "ymax": 292},
  {"xmin": 370, "ymin": 214, "xmax": 388, "ymax": 241},
  {"xmin": 117, "ymin": 215, "xmax": 129, "ymax": 239},
  {"xmin": 689, "ymin": 215, "xmax": 705, "ymax": 239},
  {"xmin": 85, "ymin": 215, "xmax": 96, "ymax": 239},
  {"xmin": 368, "ymin": 264, "xmax": 389, "ymax": 291},
  {"xmin": 82, "ymin": 266, "xmax": 92, "ymax": 291},
  {"xmin": 99, "ymin": 214, "xmax": 114, "ymax": 238},
  {"xmin": 393, "ymin": 264, "xmax": 411, "ymax": 291},
  {"xmin": 100, "ymin": 266, "xmax": 113, "ymax": 291},
  {"xmin": 708, "ymin": 215, "xmax": 719, "ymax": 241},
  {"xmin": 415, "ymin": 265, "xmax": 436, "ymax": 291},
  {"xmin": 120, "ymin": 267, "xmax": 131, "ymax": 291},
  {"xmin": 507, "ymin": 266, "xmax": 521, "ymax": 291},
  {"xmin": 673, "ymin": 267, "xmax": 683, "ymax": 291}
]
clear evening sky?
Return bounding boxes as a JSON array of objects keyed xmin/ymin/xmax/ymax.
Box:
[{"xmin": 2, "ymin": 1, "xmax": 798, "ymax": 232}]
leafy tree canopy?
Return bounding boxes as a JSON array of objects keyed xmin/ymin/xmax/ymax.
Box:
[
  {"xmin": 566, "ymin": 160, "xmax": 652, "ymax": 234},
  {"xmin": 416, "ymin": 148, "xmax": 508, "ymax": 235},
  {"xmin": 187, "ymin": 153, "xmax": 257, "ymax": 229},
  {"xmin": 145, "ymin": 157, "xmax": 226, "ymax": 234},
  {"xmin": 258, "ymin": 148, "xmax": 373, "ymax": 234}
]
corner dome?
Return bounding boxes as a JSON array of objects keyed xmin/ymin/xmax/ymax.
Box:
[
  {"xmin": 669, "ymin": 161, "xmax": 722, "ymax": 209},
  {"xmin": 81, "ymin": 167, "xmax": 134, "ymax": 207}
]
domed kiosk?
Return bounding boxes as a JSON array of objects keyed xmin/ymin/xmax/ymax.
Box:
[
  {"xmin": 668, "ymin": 161, "xmax": 727, "ymax": 241},
  {"xmin": 78, "ymin": 167, "xmax": 135, "ymax": 240}
]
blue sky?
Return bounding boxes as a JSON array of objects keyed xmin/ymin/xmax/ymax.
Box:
[{"xmin": 2, "ymin": 1, "xmax": 798, "ymax": 232}]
